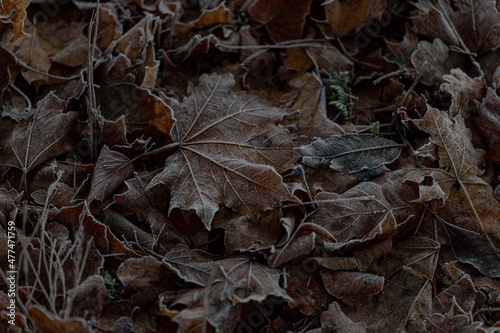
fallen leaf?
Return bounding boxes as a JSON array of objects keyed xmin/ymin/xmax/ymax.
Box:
[
  {"xmin": 308, "ymin": 171, "xmax": 419, "ymax": 246},
  {"xmin": 28, "ymin": 306, "xmax": 90, "ymax": 333},
  {"xmin": 439, "ymin": 215, "xmax": 500, "ymax": 278},
  {"xmin": 190, "ymin": 2, "xmax": 230, "ymax": 28},
  {"xmin": 474, "ymin": 88, "xmax": 500, "ymax": 164},
  {"xmin": 163, "ymin": 247, "xmax": 289, "ymax": 304},
  {"xmin": 248, "ymin": 0, "xmax": 313, "ymax": 42},
  {"xmin": 0, "ymin": 92, "xmax": 78, "ymax": 184},
  {"xmin": 317, "ymin": 0, "xmax": 387, "ymax": 38},
  {"xmin": 295, "ymin": 134, "xmax": 402, "ymax": 173},
  {"xmin": 65, "ymin": 275, "xmax": 108, "ymax": 319},
  {"xmin": 0, "ymin": 0, "xmax": 30, "ymax": 41},
  {"xmin": 367, "ymin": 237, "xmax": 439, "ymax": 332},
  {"xmin": 412, "ymin": 0, "xmax": 500, "ymax": 53},
  {"xmin": 281, "ymin": 73, "xmax": 343, "ymax": 137},
  {"xmin": 402, "ymin": 106, "xmax": 500, "ymax": 248},
  {"xmin": 118, "ymin": 256, "xmax": 175, "ymax": 307},
  {"xmin": 441, "ymin": 68, "xmax": 484, "ymax": 117},
  {"xmin": 89, "ymin": 146, "xmax": 134, "ymax": 202},
  {"xmin": 147, "ymin": 73, "xmax": 297, "ymax": 228},
  {"xmin": 112, "ymin": 171, "xmax": 166, "ymax": 221},
  {"xmin": 431, "ymin": 275, "xmax": 486, "ymax": 316},
  {"xmin": 315, "ymin": 302, "xmax": 367, "ymax": 333},
  {"xmin": 410, "ymin": 38, "xmax": 464, "ymax": 87},
  {"xmin": 425, "ymin": 297, "xmax": 487, "ymax": 333},
  {"xmin": 10, "ymin": 20, "xmax": 87, "ymax": 84},
  {"xmin": 320, "ymin": 270, "xmax": 384, "ymax": 302},
  {"xmin": 97, "ymin": 83, "xmax": 175, "ymax": 141}
]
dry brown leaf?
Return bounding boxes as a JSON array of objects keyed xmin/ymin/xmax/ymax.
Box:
[
  {"xmin": 281, "ymin": 73, "xmax": 342, "ymax": 138},
  {"xmin": 401, "ymin": 107, "xmax": 500, "ymax": 248},
  {"xmin": 410, "ymin": 38, "xmax": 464, "ymax": 87},
  {"xmin": 441, "ymin": 68, "xmax": 484, "ymax": 117},
  {"xmin": 474, "ymin": 88, "xmax": 500, "ymax": 163},
  {"xmin": 163, "ymin": 247, "xmax": 289, "ymax": 304},
  {"xmin": 320, "ymin": 270, "xmax": 384, "ymax": 301},
  {"xmin": 317, "ymin": 0, "xmax": 387, "ymax": 38},
  {"xmin": 118, "ymin": 256, "xmax": 175, "ymax": 307},
  {"xmin": 147, "ymin": 73, "xmax": 297, "ymax": 229},
  {"xmin": 0, "ymin": 92, "xmax": 78, "ymax": 183},
  {"xmin": 97, "ymin": 83, "xmax": 175, "ymax": 141},
  {"xmin": 307, "ymin": 171, "xmax": 419, "ymax": 245},
  {"xmin": 10, "ymin": 20, "xmax": 87, "ymax": 84},
  {"xmin": 0, "ymin": 0, "xmax": 30, "ymax": 41},
  {"xmin": 315, "ymin": 302, "xmax": 367, "ymax": 333},
  {"xmin": 412, "ymin": 0, "xmax": 500, "ymax": 53},
  {"xmin": 88, "ymin": 146, "xmax": 134, "ymax": 202},
  {"xmin": 248, "ymin": 0, "xmax": 313, "ymax": 42},
  {"xmin": 190, "ymin": 2, "xmax": 230, "ymax": 28},
  {"xmin": 28, "ymin": 306, "xmax": 90, "ymax": 333},
  {"xmin": 367, "ymin": 237, "xmax": 439, "ymax": 332}
]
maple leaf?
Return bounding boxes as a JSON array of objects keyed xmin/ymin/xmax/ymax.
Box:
[
  {"xmin": 412, "ymin": 0, "xmax": 500, "ymax": 53},
  {"xmin": 403, "ymin": 105, "xmax": 500, "ymax": 251},
  {"xmin": 0, "ymin": 92, "xmax": 78, "ymax": 186},
  {"xmin": 147, "ymin": 73, "xmax": 297, "ymax": 229},
  {"xmin": 403, "ymin": 107, "xmax": 487, "ymax": 201}
]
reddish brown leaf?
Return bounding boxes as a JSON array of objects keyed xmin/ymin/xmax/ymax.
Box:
[
  {"xmin": 410, "ymin": 38, "xmax": 464, "ymax": 87},
  {"xmin": 65, "ymin": 275, "xmax": 108, "ymax": 319},
  {"xmin": 89, "ymin": 146, "xmax": 134, "ymax": 202},
  {"xmin": 367, "ymin": 237, "xmax": 439, "ymax": 332},
  {"xmin": 0, "ymin": 92, "xmax": 78, "ymax": 182},
  {"xmin": 147, "ymin": 73, "xmax": 297, "ymax": 228},
  {"xmin": 248, "ymin": 0, "xmax": 313, "ymax": 42},
  {"xmin": 317, "ymin": 0, "xmax": 387, "ymax": 38},
  {"xmin": 308, "ymin": 171, "xmax": 419, "ymax": 245},
  {"xmin": 320, "ymin": 270, "xmax": 384, "ymax": 301},
  {"xmin": 118, "ymin": 256, "xmax": 175, "ymax": 307},
  {"xmin": 97, "ymin": 83, "xmax": 175, "ymax": 140},
  {"xmin": 474, "ymin": 88, "xmax": 500, "ymax": 164},
  {"xmin": 28, "ymin": 306, "xmax": 90, "ymax": 333},
  {"xmin": 0, "ymin": 0, "xmax": 29, "ymax": 41},
  {"xmin": 317, "ymin": 302, "xmax": 367, "ymax": 333},
  {"xmin": 412, "ymin": 0, "xmax": 500, "ymax": 53},
  {"xmin": 190, "ymin": 2, "xmax": 230, "ymax": 28},
  {"xmin": 163, "ymin": 247, "xmax": 289, "ymax": 304}
]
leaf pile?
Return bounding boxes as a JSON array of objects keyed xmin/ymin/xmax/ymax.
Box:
[{"xmin": 1, "ymin": 1, "xmax": 500, "ymax": 332}]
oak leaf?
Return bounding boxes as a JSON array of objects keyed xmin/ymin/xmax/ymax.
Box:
[{"xmin": 147, "ymin": 73, "xmax": 297, "ymax": 229}]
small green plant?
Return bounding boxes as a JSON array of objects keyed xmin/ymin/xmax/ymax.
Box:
[
  {"xmin": 104, "ymin": 271, "xmax": 123, "ymax": 301},
  {"xmin": 382, "ymin": 53, "xmax": 406, "ymax": 69},
  {"xmin": 371, "ymin": 121, "xmax": 380, "ymax": 136},
  {"xmin": 329, "ymin": 71, "xmax": 358, "ymax": 124}
]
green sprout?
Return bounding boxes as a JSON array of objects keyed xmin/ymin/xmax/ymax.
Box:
[
  {"xmin": 104, "ymin": 271, "xmax": 123, "ymax": 301},
  {"xmin": 328, "ymin": 71, "xmax": 358, "ymax": 124}
]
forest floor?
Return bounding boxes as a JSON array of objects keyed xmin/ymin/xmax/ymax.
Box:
[{"xmin": 1, "ymin": 0, "xmax": 500, "ymax": 332}]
